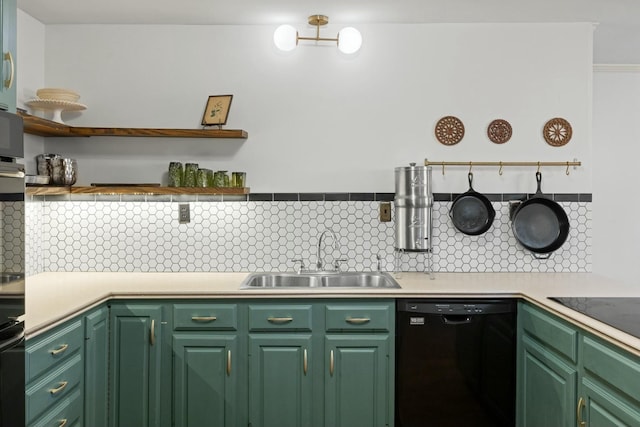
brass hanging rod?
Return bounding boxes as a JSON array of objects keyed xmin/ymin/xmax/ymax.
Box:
[{"xmin": 424, "ymin": 159, "xmax": 582, "ymax": 175}]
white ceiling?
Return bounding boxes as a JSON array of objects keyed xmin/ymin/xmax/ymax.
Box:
[{"xmin": 17, "ymin": 0, "xmax": 640, "ymax": 63}]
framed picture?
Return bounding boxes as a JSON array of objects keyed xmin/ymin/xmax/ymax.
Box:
[{"xmin": 201, "ymin": 95, "xmax": 233, "ymax": 126}]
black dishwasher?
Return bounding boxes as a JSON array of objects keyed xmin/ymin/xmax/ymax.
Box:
[{"xmin": 396, "ymin": 299, "xmax": 516, "ymax": 427}]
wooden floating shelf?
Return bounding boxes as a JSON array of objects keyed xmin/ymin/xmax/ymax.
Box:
[
  {"xmin": 18, "ymin": 112, "xmax": 248, "ymax": 139},
  {"xmin": 26, "ymin": 186, "xmax": 250, "ymax": 196}
]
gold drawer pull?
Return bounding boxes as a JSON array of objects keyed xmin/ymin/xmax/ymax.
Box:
[
  {"xmin": 150, "ymin": 319, "xmax": 155, "ymax": 346},
  {"xmin": 330, "ymin": 350, "xmax": 335, "ymax": 376},
  {"xmin": 346, "ymin": 317, "xmax": 370, "ymax": 324},
  {"xmin": 192, "ymin": 316, "xmax": 217, "ymax": 322},
  {"xmin": 303, "ymin": 349, "xmax": 308, "ymax": 375},
  {"xmin": 4, "ymin": 51, "xmax": 14, "ymax": 89},
  {"xmin": 58, "ymin": 419, "xmax": 68, "ymax": 427},
  {"xmin": 50, "ymin": 344, "xmax": 69, "ymax": 356},
  {"xmin": 577, "ymin": 397, "xmax": 586, "ymax": 427},
  {"xmin": 267, "ymin": 317, "xmax": 293, "ymax": 324},
  {"xmin": 227, "ymin": 350, "xmax": 232, "ymax": 376},
  {"xmin": 49, "ymin": 381, "xmax": 68, "ymax": 395}
]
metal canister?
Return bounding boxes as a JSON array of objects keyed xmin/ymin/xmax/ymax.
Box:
[
  {"xmin": 394, "ymin": 163, "xmax": 433, "ymax": 252},
  {"xmin": 36, "ymin": 153, "xmax": 61, "ymax": 179},
  {"xmin": 51, "ymin": 158, "xmax": 78, "ymax": 186}
]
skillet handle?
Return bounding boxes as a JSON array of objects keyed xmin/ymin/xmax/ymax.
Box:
[
  {"xmin": 535, "ymin": 171, "xmax": 543, "ymax": 194},
  {"xmin": 533, "ymin": 252, "xmax": 551, "ymax": 260}
]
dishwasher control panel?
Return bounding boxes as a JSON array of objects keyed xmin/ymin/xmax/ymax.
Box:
[{"xmin": 398, "ymin": 299, "xmax": 516, "ymax": 316}]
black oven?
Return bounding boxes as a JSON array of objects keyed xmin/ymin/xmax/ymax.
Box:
[{"xmin": 0, "ymin": 111, "xmax": 24, "ymax": 426}]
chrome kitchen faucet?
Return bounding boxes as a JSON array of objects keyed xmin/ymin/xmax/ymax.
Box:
[{"xmin": 316, "ymin": 229, "xmax": 340, "ymax": 271}]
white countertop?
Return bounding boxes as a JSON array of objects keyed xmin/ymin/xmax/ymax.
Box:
[{"xmin": 25, "ymin": 271, "xmax": 640, "ymax": 356}]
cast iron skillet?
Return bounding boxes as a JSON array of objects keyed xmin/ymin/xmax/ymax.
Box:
[
  {"xmin": 510, "ymin": 172, "xmax": 570, "ymax": 258},
  {"xmin": 449, "ymin": 172, "xmax": 496, "ymax": 236}
]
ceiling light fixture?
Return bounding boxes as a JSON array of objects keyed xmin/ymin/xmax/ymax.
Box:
[{"xmin": 273, "ymin": 15, "xmax": 362, "ymax": 54}]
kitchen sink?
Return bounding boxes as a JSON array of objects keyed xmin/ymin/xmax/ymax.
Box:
[{"xmin": 240, "ymin": 271, "xmax": 401, "ymax": 289}]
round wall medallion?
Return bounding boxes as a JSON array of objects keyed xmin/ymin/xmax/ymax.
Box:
[
  {"xmin": 435, "ymin": 116, "xmax": 465, "ymax": 145},
  {"xmin": 487, "ymin": 119, "xmax": 512, "ymax": 144},
  {"xmin": 543, "ymin": 117, "xmax": 572, "ymax": 147}
]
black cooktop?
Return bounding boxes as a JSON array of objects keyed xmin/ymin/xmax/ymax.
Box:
[{"xmin": 550, "ymin": 297, "xmax": 640, "ymax": 339}]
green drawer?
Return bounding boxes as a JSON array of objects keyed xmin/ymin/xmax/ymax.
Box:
[
  {"xmin": 582, "ymin": 335, "xmax": 640, "ymax": 402},
  {"xmin": 173, "ymin": 303, "xmax": 238, "ymax": 331},
  {"xmin": 248, "ymin": 304, "xmax": 313, "ymax": 331},
  {"xmin": 30, "ymin": 388, "xmax": 82, "ymax": 427},
  {"xmin": 325, "ymin": 303, "xmax": 392, "ymax": 332},
  {"xmin": 26, "ymin": 319, "xmax": 83, "ymax": 383},
  {"xmin": 520, "ymin": 303, "xmax": 578, "ymax": 363},
  {"xmin": 26, "ymin": 353, "xmax": 83, "ymax": 423}
]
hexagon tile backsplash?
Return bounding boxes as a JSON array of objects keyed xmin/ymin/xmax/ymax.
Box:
[{"xmin": 24, "ymin": 198, "xmax": 591, "ymax": 275}]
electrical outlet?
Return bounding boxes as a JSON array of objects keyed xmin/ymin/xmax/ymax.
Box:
[
  {"xmin": 380, "ymin": 202, "xmax": 391, "ymax": 222},
  {"xmin": 178, "ymin": 204, "xmax": 190, "ymax": 224}
]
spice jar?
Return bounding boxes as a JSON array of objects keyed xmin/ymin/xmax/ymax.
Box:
[
  {"xmin": 183, "ymin": 163, "xmax": 199, "ymax": 187},
  {"xmin": 197, "ymin": 168, "xmax": 210, "ymax": 187},
  {"xmin": 213, "ymin": 170, "xmax": 228, "ymax": 187},
  {"xmin": 231, "ymin": 172, "xmax": 246, "ymax": 188},
  {"xmin": 168, "ymin": 162, "xmax": 183, "ymax": 187}
]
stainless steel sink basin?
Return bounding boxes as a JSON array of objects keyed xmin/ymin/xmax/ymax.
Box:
[{"xmin": 240, "ymin": 272, "xmax": 401, "ymax": 289}]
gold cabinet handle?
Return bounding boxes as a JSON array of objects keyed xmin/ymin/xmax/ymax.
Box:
[
  {"xmin": 227, "ymin": 350, "xmax": 232, "ymax": 376},
  {"xmin": 191, "ymin": 316, "xmax": 217, "ymax": 322},
  {"xmin": 3, "ymin": 52, "xmax": 14, "ymax": 89},
  {"xmin": 303, "ymin": 348, "xmax": 308, "ymax": 375},
  {"xmin": 49, "ymin": 381, "xmax": 68, "ymax": 395},
  {"xmin": 346, "ymin": 317, "xmax": 371, "ymax": 324},
  {"xmin": 150, "ymin": 319, "xmax": 155, "ymax": 346},
  {"xmin": 330, "ymin": 350, "xmax": 334, "ymax": 376},
  {"xmin": 58, "ymin": 419, "xmax": 68, "ymax": 427},
  {"xmin": 267, "ymin": 316, "xmax": 293, "ymax": 324},
  {"xmin": 50, "ymin": 344, "xmax": 69, "ymax": 356},
  {"xmin": 577, "ymin": 397, "xmax": 586, "ymax": 427}
]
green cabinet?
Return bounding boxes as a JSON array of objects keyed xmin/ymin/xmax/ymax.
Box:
[
  {"xmin": 30, "ymin": 298, "xmax": 393, "ymax": 427},
  {"xmin": 25, "ymin": 317, "xmax": 85, "ymax": 427},
  {"xmin": 109, "ymin": 302, "xmax": 171, "ymax": 427},
  {"xmin": 246, "ymin": 300, "xmax": 394, "ymax": 427},
  {"xmin": 580, "ymin": 335, "xmax": 640, "ymax": 426},
  {"xmin": 84, "ymin": 305, "xmax": 109, "ymax": 427},
  {"xmin": 324, "ymin": 302, "xmax": 394, "ymax": 427},
  {"xmin": 0, "ymin": 0, "xmax": 16, "ymax": 112},
  {"xmin": 324, "ymin": 335, "xmax": 391, "ymax": 427},
  {"xmin": 249, "ymin": 333, "xmax": 314, "ymax": 427},
  {"xmin": 172, "ymin": 303, "xmax": 242, "ymax": 427},
  {"xmin": 518, "ymin": 334, "xmax": 578, "ymax": 426},
  {"xmin": 517, "ymin": 302, "xmax": 579, "ymax": 426},
  {"xmin": 517, "ymin": 302, "xmax": 640, "ymax": 427}
]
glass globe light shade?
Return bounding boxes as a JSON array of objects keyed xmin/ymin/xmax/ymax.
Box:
[
  {"xmin": 273, "ymin": 25, "xmax": 298, "ymax": 51},
  {"xmin": 338, "ymin": 27, "xmax": 362, "ymax": 54}
]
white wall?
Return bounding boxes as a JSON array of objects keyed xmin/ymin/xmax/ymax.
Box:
[
  {"xmin": 17, "ymin": 10, "xmax": 45, "ymax": 172},
  {"xmin": 16, "ymin": 22, "xmax": 593, "ymax": 193},
  {"xmin": 592, "ymin": 67, "xmax": 640, "ymax": 286}
]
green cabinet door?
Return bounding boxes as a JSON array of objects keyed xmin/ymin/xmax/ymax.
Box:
[
  {"xmin": 517, "ymin": 334, "xmax": 578, "ymax": 427},
  {"xmin": 248, "ymin": 334, "xmax": 313, "ymax": 427},
  {"xmin": 109, "ymin": 303, "xmax": 170, "ymax": 427},
  {"xmin": 0, "ymin": 0, "xmax": 16, "ymax": 112},
  {"xmin": 173, "ymin": 333, "xmax": 239, "ymax": 427},
  {"xmin": 324, "ymin": 334, "xmax": 391, "ymax": 427},
  {"xmin": 84, "ymin": 306, "xmax": 109, "ymax": 427},
  {"xmin": 581, "ymin": 377, "xmax": 640, "ymax": 427}
]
